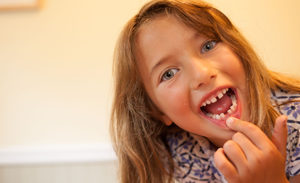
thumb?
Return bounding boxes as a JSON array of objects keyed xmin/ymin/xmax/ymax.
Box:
[{"xmin": 271, "ymin": 115, "xmax": 288, "ymax": 157}]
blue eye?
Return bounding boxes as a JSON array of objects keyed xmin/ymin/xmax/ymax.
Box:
[
  {"xmin": 161, "ymin": 68, "xmax": 179, "ymax": 81},
  {"xmin": 201, "ymin": 40, "xmax": 217, "ymax": 53}
]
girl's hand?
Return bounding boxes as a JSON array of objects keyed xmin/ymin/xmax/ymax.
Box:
[{"xmin": 214, "ymin": 115, "xmax": 289, "ymax": 183}]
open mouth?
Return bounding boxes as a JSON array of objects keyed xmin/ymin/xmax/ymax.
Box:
[{"xmin": 199, "ymin": 88, "xmax": 240, "ymax": 123}]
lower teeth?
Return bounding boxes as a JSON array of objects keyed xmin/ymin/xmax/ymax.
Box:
[{"xmin": 204, "ymin": 94, "xmax": 237, "ymax": 120}]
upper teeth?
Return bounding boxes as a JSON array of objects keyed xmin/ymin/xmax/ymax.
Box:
[{"xmin": 201, "ymin": 88, "xmax": 229, "ymax": 107}]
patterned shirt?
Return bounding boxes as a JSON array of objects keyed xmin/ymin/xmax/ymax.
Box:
[{"xmin": 166, "ymin": 88, "xmax": 300, "ymax": 183}]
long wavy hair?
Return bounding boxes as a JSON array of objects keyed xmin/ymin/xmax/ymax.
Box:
[{"xmin": 110, "ymin": 0, "xmax": 300, "ymax": 182}]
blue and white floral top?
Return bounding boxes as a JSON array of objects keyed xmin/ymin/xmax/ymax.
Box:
[{"xmin": 166, "ymin": 88, "xmax": 300, "ymax": 183}]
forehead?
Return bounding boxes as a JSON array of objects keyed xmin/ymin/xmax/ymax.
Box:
[
  {"xmin": 136, "ymin": 15, "xmax": 195, "ymax": 50},
  {"xmin": 135, "ymin": 15, "xmax": 197, "ymax": 70}
]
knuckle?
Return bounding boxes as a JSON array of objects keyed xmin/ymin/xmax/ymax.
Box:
[
  {"xmin": 254, "ymin": 158, "xmax": 263, "ymax": 167},
  {"xmin": 243, "ymin": 166, "xmax": 251, "ymax": 175},
  {"xmin": 214, "ymin": 150, "xmax": 225, "ymax": 169},
  {"xmin": 264, "ymin": 147, "xmax": 279, "ymax": 161},
  {"xmin": 245, "ymin": 122, "xmax": 256, "ymax": 131},
  {"xmin": 251, "ymin": 152, "xmax": 265, "ymax": 166},
  {"xmin": 264, "ymin": 148, "xmax": 273, "ymax": 156},
  {"xmin": 231, "ymin": 176, "xmax": 242, "ymax": 183},
  {"xmin": 223, "ymin": 140, "xmax": 235, "ymax": 150},
  {"xmin": 215, "ymin": 158, "xmax": 227, "ymax": 170},
  {"xmin": 232, "ymin": 132, "xmax": 243, "ymax": 141}
]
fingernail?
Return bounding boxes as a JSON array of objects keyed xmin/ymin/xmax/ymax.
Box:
[{"xmin": 226, "ymin": 117, "xmax": 234, "ymax": 127}]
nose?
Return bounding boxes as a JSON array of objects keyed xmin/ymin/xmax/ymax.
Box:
[{"xmin": 189, "ymin": 58, "xmax": 217, "ymax": 90}]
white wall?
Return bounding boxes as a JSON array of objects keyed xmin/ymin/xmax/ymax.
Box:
[
  {"xmin": 0, "ymin": 0, "xmax": 299, "ymax": 162},
  {"xmin": 208, "ymin": 0, "xmax": 300, "ymax": 75},
  {"xmin": 0, "ymin": 0, "xmax": 149, "ymax": 148}
]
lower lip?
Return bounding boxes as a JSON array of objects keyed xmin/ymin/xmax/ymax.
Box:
[{"xmin": 199, "ymin": 89, "xmax": 242, "ymax": 128}]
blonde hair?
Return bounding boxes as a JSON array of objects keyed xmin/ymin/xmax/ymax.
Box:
[{"xmin": 110, "ymin": 0, "xmax": 300, "ymax": 183}]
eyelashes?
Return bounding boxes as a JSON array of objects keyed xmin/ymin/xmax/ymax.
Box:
[
  {"xmin": 161, "ymin": 68, "xmax": 179, "ymax": 81},
  {"xmin": 201, "ymin": 40, "xmax": 217, "ymax": 53}
]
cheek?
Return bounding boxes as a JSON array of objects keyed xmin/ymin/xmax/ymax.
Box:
[
  {"xmin": 219, "ymin": 55, "xmax": 246, "ymax": 87},
  {"xmin": 231, "ymin": 62, "xmax": 246, "ymax": 89},
  {"xmin": 216, "ymin": 47, "xmax": 245, "ymax": 77},
  {"xmin": 156, "ymin": 86, "xmax": 190, "ymax": 117}
]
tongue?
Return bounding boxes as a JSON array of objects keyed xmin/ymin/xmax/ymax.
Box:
[{"xmin": 203, "ymin": 94, "xmax": 232, "ymax": 114}]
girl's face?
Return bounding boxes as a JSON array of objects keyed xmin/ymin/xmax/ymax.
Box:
[{"xmin": 135, "ymin": 15, "xmax": 249, "ymax": 147}]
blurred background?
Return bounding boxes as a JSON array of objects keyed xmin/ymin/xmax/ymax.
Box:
[{"xmin": 0, "ymin": 0, "xmax": 299, "ymax": 182}]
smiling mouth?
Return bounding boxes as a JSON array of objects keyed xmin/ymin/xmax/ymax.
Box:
[{"xmin": 200, "ymin": 88, "xmax": 238, "ymax": 121}]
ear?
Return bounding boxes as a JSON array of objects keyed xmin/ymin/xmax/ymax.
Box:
[{"xmin": 161, "ymin": 115, "xmax": 173, "ymax": 126}]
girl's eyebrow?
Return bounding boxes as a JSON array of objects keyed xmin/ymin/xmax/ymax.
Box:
[{"xmin": 150, "ymin": 55, "xmax": 172, "ymax": 76}]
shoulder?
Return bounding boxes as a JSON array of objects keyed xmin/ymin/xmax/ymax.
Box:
[
  {"xmin": 271, "ymin": 88, "xmax": 300, "ymax": 178},
  {"xmin": 271, "ymin": 88, "xmax": 300, "ymax": 127},
  {"xmin": 270, "ymin": 87, "xmax": 300, "ymax": 103}
]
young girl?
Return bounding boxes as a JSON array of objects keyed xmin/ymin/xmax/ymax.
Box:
[{"xmin": 110, "ymin": 0, "xmax": 300, "ymax": 182}]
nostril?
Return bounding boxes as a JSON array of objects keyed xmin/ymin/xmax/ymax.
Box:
[{"xmin": 192, "ymin": 74, "xmax": 217, "ymax": 90}]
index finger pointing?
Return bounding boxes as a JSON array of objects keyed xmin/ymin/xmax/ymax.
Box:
[{"xmin": 226, "ymin": 117, "xmax": 270, "ymax": 150}]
